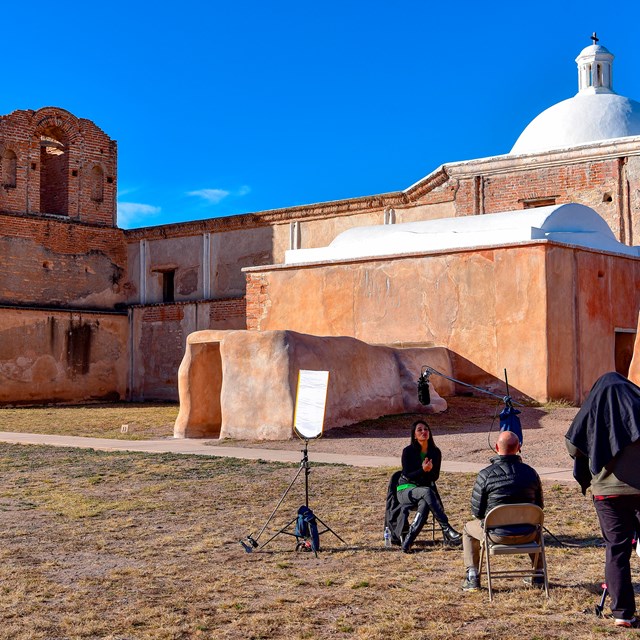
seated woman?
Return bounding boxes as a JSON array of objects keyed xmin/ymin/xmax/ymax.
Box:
[{"xmin": 397, "ymin": 420, "xmax": 462, "ymax": 552}]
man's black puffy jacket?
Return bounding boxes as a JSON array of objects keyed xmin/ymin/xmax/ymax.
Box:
[{"xmin": 471, "ymin": 454, "xmax": 543, "ymax": 520}]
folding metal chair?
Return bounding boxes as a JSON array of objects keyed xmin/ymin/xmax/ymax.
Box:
[{"xmin": 478, "ymin": 503, "xmax": 549, "ymax": 601}]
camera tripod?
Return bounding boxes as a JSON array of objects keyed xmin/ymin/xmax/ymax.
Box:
[{"xmin": 239, "ymin": 439, "xmax": 346, "ymax": 557}]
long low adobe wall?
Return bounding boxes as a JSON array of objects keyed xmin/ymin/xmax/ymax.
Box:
[
  {"xmin": 174, "ymin": 329, "xmax": 454, "ymax": 439},
  {"xmin": 244, "ymin": 242, "xmax": 640, "ymax": 403},
  {"xmin": 0, "ymin": 307, "xmax": 128, "ymax": 405}
]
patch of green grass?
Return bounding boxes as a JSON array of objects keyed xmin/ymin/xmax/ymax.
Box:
[{"xmin": 351, "ymin": 580, "xmax": 370, "ymax": 589}]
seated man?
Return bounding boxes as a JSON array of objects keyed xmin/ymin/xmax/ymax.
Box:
[{"xmin": 461, "ymin": 430, "xmax": 544, "ymax": 591}]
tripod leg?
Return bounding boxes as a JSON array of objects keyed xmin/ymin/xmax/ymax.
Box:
[
  {"xmin": 249, "ymin": 465, "xmax": 304, "ymax": 545},
  {"xmin": 258, "ymin": 516, "xmax": 299, "ymax": 550},
  {"xmin": 314, "ymin": 514, "xmax": 347, "ymax": 544}
]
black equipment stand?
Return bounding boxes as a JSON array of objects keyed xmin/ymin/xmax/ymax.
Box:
[
  {"xmin": 591, "ymin": 533, "xmax": 639, "ymax": 617},
  {"xmin": 595, "ymin": 583, "xmax": 608, "ymax": 617},
  {"xmin": 239, "ymin": 439, "xmax": 346, "ymax": 557}
]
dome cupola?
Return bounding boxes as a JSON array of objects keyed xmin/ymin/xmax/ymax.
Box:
[
  {"xmin": 576, "ymin": 33, "xmax": 614, "ymax": 94},
  {"xmin": 510, "ymin": 34, "xmax": 640, "ymax": 155}
]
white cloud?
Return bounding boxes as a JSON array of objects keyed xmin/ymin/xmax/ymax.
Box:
[
  {"xmin": 116, "ymin": 186, "xmax": 139, "ymax": 198},
  {"xmin": 117, "ymin": 202, "xmax": 161, "ymax": 228},
  {"xmin": 187, "ymin": 188, "xmax": 230, "ymax": 204},
  {"xmin": 187, "ymin": 185, "xmax": 252, "ymax": 205}
]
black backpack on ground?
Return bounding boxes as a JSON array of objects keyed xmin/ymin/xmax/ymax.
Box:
[{"xmin": 295, "ymin": 505, "xmax": 320, "ymax": 552}]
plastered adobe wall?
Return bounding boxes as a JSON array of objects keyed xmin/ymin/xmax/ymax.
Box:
[
  {"xmin": 0, "ymin": 308, "xmax": 128, "ymax": 404},
  {"xmin": 245, "ymin": 243, "xmax": 640, "ymax": 403}
]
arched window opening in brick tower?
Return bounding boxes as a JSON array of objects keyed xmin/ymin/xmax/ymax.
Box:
[
  {"xmin": 2, "ymin": 149, "xmax": 17, "ymax": 188},
  {"xmin": 91, "ymin": 165, "xmax": 104, "ymax": 202},
  {"xmin": 39, "ymin": 128, "xmax": 68, "ymax": 216}
]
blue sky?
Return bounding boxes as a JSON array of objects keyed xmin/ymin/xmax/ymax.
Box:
[{"xmin": 4, "ymin": 1, "xmax": 640, "ymax": 229}]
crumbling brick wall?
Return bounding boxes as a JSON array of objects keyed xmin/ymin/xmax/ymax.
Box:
[
  {"xmin": 0, "ymin": 107, "xmax": 117, "ymax": 226},
  {"xmin": 0, "ymin": 214, "xmax": 127, "ymax": 309}
]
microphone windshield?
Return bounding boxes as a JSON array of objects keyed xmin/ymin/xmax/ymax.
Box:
[{"xmin": 417, "ymin": 373, "xmax": 431, "ymax": 406}]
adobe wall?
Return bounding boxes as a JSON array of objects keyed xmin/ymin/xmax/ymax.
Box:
[
  {"xmin": 574, "ymin": 250, "xmax": 640, "ymax": 398},
  {"xmin": 0, "ymin": 308, "xmax": 128, "ymax": 405},
  {"xmin": 124, "ymin": 200, "xmax": 436, "ymax": 304},
  {"xmin": 128, "ymin": 298, "xmax": 246, "ymax": 401},
  {"xmin": 245, "ymin": 243, "xmax": 640, "ymax": 403},
  {"xmin": 125, "ymin": 225, "xmax": 275, "ymax": 304},
  {"xmin": 0, "ymin": 107, "xmax": 117, "ymax": 226},
  {"xmin": 0, "ymin": 213, "xmax": 127, "ymax": 308},
  {"xmin": 174, "ymin": 330, "xmax": 453, "ymax": 439},
  {"xmin": 245, "ymin": 244, "xmax": 552, "ymax": 400}
]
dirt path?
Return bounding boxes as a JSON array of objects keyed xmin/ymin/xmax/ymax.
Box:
[{"xmin": 208, "ymin": 396, "xmax": 579, "ymax": 470}]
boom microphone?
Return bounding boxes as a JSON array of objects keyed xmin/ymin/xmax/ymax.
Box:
[{"xmin": 417, "ymin": 370, "xmax": 431, "ymax": 406}]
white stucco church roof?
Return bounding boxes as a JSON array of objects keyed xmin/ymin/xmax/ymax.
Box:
[
  {"xmin": 284, "ymin": 204, "xmax": 640, "ymax": 265},
  {"xmin": 511, "ymin": 36, "xmax": 640, "ymax": 154}
]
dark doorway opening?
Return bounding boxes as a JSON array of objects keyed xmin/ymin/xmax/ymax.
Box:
[
  {"xmin": 615, "ymin": 330, "xmax": 636, "ymax": 377},
  {"xmin": 162, "ymin": 270, "xmax": 175, "ymax": 303}
]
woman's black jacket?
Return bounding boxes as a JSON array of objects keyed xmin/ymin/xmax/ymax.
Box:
[{"xmin": 400, "ymin": 444, "xmax": 442, "ymax": 486}]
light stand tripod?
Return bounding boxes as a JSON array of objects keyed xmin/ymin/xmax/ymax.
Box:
[{"xmin": 239, "ymin": 439, "xmax": 346, "ymax": 557}]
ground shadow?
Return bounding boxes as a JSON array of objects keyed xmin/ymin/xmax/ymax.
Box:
[{"xmin": 322, "ymin": 396, "xmax": 550, "ymax": 441}]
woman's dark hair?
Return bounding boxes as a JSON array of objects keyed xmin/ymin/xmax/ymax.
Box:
[{"xmin": 410, "ymin": 419, "xmax": 436, "ymax": 451}]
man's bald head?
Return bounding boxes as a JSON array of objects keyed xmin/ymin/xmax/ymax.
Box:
[{"xmin": 496, "ymin": 430, "xmax": 521, "ymax": 455}]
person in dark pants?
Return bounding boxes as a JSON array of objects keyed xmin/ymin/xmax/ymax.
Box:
[
  {"xmin": 566, "ymin": 372, "xmax": 640, "ymax": 629},
  {"xmin": 397, "ymin": 420, "xmax": 461, "ymax": 552}
]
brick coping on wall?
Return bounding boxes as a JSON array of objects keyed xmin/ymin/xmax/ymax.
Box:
[
  {"xmin": 128, "ymin": 297, "xmax": 245, "ymax": 309},
  {"xmin": 242, "ymin": 239, "xmax": 640, "ymax": 273},
  {"xmin": 0, "ymin": 210, "xmax": 120, "ymax": 231},
  {"xmin": 122, "ymin": 193, "xmax": 404, "ymax": 241},
  {"xmin": 0, "ymin": 304, "xmax": 127, "ymax": 315},
  {"xmin": 0, "ymin": 299, "xmax": 245, "ymax": 314}
]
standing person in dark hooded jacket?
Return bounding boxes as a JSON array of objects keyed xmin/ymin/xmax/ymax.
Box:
[
  {"xmin": 397, "ymin": 420, "xmax": 461, "ymax": 552},
  {"xmin": 566, "ymin": 372, "xmax": 640, "ymax": 629}
]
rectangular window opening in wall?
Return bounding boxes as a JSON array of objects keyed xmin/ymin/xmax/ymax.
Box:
[
  {"xmin": 162, "ymin": 270, "xmax": 175, "ymax": 303},
  {"xmin": 615, "ymin": 329, "xmax": 636, "ymax": 378},
  {"xmin": 521, "ymin": 197, "xmax": 557, "ymax": 209}
]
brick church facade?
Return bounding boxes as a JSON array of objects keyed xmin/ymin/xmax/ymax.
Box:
[{"xmin": 2, "ymin": 38, "xmax": 640, "ymax": 406}]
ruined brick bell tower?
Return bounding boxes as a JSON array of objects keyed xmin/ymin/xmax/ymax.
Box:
[{"xmin": 0, "ymin": 106, "xmax": 117, "ymax": 226}]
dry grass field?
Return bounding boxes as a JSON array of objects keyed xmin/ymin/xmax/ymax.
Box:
[
  {"xmin": 0, "ymin": 404, "xmax": 178, "ymax": 440},
  {"xmin": 0, "ymin": 439, "xmax": 632, "ymax": 640}
]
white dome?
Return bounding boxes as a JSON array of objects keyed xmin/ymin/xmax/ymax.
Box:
[
  {"xmin": 511, "ymin": 37, "xmax": 640, "ymax": 155},
  {"xmin": 511, "ymin": 93, "xmax": 640, "ymax": 154}
]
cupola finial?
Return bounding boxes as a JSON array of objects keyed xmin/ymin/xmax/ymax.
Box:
[{"xmin": 576, "ymin": 35, "xmax": 614, "ymax": 94}]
